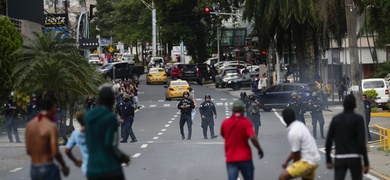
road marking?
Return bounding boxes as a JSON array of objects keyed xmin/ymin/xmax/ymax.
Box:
[
  {"xmin": 225, "ymin": 110, "xmax": 229, "ymax": 113},
  {"xmin": 232, "ymin": 98, "xmax": 238, "ymax": 100},
  {"xmin": 158, "ymin": 132, "xmax": 163, "ymax": 135},
  {"xmin": 176, "ymin": 112, "xmax": 180, "ymax": 114},
  {"xmin": 150, "ymin": 105, "xmax": 157, "ymax": 107},
  {"xmin": 196, "ymin": 142, "xmax": 224, "ymax": 145},
  {"xmin": 9, "ymin": 167, "xmax": 22, "ymax": 173},
  {"xmin": 364, "ymin": 174, "xmax": 381, "ymax": 180},
  {"xmin": 141, "ymin": 144, "xmax": 148, "ymax": 148},
  {"xmin": 171, "ymin": 118, "xmax": 175, "ymax": 120},
  {"xmin": 225, "ymin": 102, "xmax": 228, "ymax": 106},
  {"xmin": 216, "ymin": 102, "xmax": 223, "ymax": 106},
  {"xmin": 132, "ymin": 153, "xmax": 141, "ymax": 158},
  {"xmin": 273, "ymin": 109, "xmax": 286, "ymax": 126},
  {"xmin": 164, "ymin": 104, "xmax": 170, "ymax": 107},
  {"xmin": 229, "ymin": 102, "xmax": 233, "ymax": 105},
  {"xmin": 162, "ymin": 129, "xmax": 166, "ymax": 131},
  {"xmin": 196, "ymin": 98, "xmax": 202, "ymax": 101},
  {"xmin": 174, "ymin": 115, "xmax": 178, "ymax": 117},
  {"xmin": 158, "ymin": 100, "xmax": 164, "ymax": 102},
  {"xmin": 221, "ymin": 98, "xmax": 227, "ymax": 100},
  {"xmin": 225, "ymin": 113, "xmax": 230, "ymax": 116},
  {"xmin": 147, "ymin": 141, "xmax": 154, "ymax": 143},
  {"xmin": 153, "ymin": 137, "xmax": 159, "ymax": 140},
  {"xmin": 165, "ymin": 124, "xmax": 170, "ymax": 127},
  {"xmin": 168, "ymin": 121, "xmax": 173, "ymax": 124}
]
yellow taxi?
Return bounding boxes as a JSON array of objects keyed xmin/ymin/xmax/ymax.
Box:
[
  {"xmin": 165, "ymin": 79, "xmax": 190, "ymax": 101},
  {"xmin": 146, "ymin": 68, "xmax": 167, "ymax": 84}
]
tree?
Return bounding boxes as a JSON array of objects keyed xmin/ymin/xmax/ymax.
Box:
[
  {"xmin": 12, "ymin": 32, "xmax": 103, "ymax": 128},
  {"xmin": 372, "ymin": 61, "xmax": 390, "ymax": 78},
  {"xmin": 0, "ymin": 17, "xmax": 23, "ymax": 103},
  {"xmin": 361, "ymin": 0, "xmax": 390, "ymax": 48}
]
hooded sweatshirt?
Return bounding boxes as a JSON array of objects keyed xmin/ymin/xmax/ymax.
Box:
[{"xmin": 85, "ymin": 107, "xmax": 127, "ymax": 178}]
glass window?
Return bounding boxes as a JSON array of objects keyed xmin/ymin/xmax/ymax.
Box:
[
  {"xmin": 294, "ymin": 85, "xmax": 305, "ymax": 91},
  {"xmin": 115, "ymin": 63, "xmax": 127, "ymax": 69},
  {"xmin": 267, "ymin": 85, "xmax": 282, "ymax": 92},
  {"xmin": 171, "ymin": 81, "xmax": 189, "ymax": 86},
  {"xmin": 150, "ymin": 68, "xmax": 165, "ymax": 72},
  {"xmin": 363, "ymin": 81, "xmax": 385, "ymax": 88},
  {"xmin": 282, "ymin": 85, "xmax": 295, "ymax": 92}
]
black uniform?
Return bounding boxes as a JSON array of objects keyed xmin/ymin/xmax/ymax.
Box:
[
  {"xmin": 121, "ymin": 99, "xmax": 137, "ymax": 142},
  {"xmin": 26, "ymin": 100, "xmax": 38, "ymax": 121},
  {"xmin": 299, "ymin": 98, "xmax": 308, "ymax": 125},
  {"xmin": 363, "ymin": 99, "xmax": 372, "ymax": 140},
  {"xmin": 286, "ymin": 98, "xmax": 302, "ymax": 122},
  {"xmin": 177, "ymin": 98, "xmax": 195, "ymax": 140},
  {"xmin": 199, "ymin": 100, "xmax": 217, "ymax": 139},
  {"xmin": 86, "ymin": 99, "xmax": 96, "ymax": 111},
  {"xmin": 245, "ymin": 97, "xmax": 263, "ymax": 136},
  {"xmin": 3, "ymin": 100, "xmax": 21, "ymax": 143},
  {"xmin": 308, "ymin": 96, "xmax": 325, "ymax": 139}
]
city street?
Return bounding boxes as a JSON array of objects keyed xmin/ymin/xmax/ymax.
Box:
[{"xmin": 0, "ymin": 75, "xmax": 384, "ymax": 180}]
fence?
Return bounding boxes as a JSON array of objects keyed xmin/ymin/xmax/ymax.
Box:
[{"xmin": 374, "ymin": 124, "xmax": 390, "ymax": 150}]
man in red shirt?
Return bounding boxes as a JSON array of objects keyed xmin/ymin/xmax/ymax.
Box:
[{"xmin": 221, "ymin": 100, "xmax": 264, "ymax": 180}]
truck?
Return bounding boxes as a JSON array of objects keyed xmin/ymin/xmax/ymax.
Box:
[{"xmin": 99, "ymin": 62, "xmax": 144, "ymax": 80}]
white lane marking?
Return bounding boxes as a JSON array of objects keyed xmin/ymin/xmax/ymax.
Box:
[
  {"xmin": 141, "ymin": 144, "xmax": 148, "ymax": 148},
  {"xmin": 225, "ymin": 102, "xmax": 228, "ymax": 106},
  {"xmin": 9, "ymin": 167, "xmax": 22, "ymax": 173},
  {"xmin": 164, "ymin": 104, "xmax": 170, "ymax": 107},
  {"xmin": 216, "ymin": 102, "xmax": 223, "ymax": 106},
  {"xmin": 232, "ymin": 98, "xmax": 238, "ymax": 100},
  {"xmin": 165, "ymin": 124, "xmax": 170, "ymax": 127},
  {"xmin": 225, "ymin": 110, "xmax": 229, "ymax": 113},
  {"xmin": 211, "ymin": 98, "xmax": 215, "ymax": 100},
  {"xmin": 147, "ymin": 141, "xmax": 154, "ymax": 143},
  {"xmin": 221, "ymin": 98, "xmax": 227, "ymax": 100},
  {"xmin": 174, "ymin": 115, "xmax": 178, "ymax": 118},
  {"xmin": 168, "ymin": 121, "xmax": 173, "ymax": 123},
  {"xmin": 158, "ymin": 132, "xmax": 163, "ymax": 135},
  {"xmin": 196, "ymin": 98, "xmax": 202, "ymax": 101},
  {"xmin": 162, "ymin": 129, "xmax": 166, "ymax": 132},
  {"xmin": 150, "ymin": 105, "xmax": 157, "ymax": 107},
  {"xmin": 176, "ymin": 112, "xmax": 180, "ymax": 114},
  {"xmin": 153, "ymin": 137, "xmax": 159, "ymax": 140},
  {"xmin": 171, "ymin": 118, "xmax": 175, "ymax": 120},
  {"xmin": 132, "ymin": 153, "xmax": 141, "ymax": 158},
  {"xmin": 229, "ymin": 102, "xmax": 233, "ymax": 105},
  {"xmin": 158, "ymin": 100, "xmax": 164, "ymax": 102},
  {"xmin": 273, "ymin": 109, "xmax": 286, "ymax": 126},
  {"xmin": 225, "ymin": 113, "xmax": 230, "ymax": 116}
]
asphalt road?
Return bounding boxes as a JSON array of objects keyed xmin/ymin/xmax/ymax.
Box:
[{"xmin": 0, "ymin": 76, "xmax": 381, "ymax": 180}]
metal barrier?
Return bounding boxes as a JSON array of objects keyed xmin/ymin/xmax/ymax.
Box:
[{"xmin": 373, "ymin": 124, "xmax": 390, "ymax": 150}]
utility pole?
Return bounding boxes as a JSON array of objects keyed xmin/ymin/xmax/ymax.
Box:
[{"xmin": 141, "ymin": 0, "xmax": 157, "ymax": 57}]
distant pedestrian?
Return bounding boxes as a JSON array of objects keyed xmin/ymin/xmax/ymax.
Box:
[
  {"xmin": 338, "ymin": 81, "xmax": 346, "ymax": 101},
  {"xmin": 321, "ymin": 82, "xmax": 329, "ymax": 109},
  {"xmin": 120, "ymin": 93, "xmax": 137, "ymax": 143},
  {"xmin": 188, "ymin": 87, "xmax": 197, "ymax": 122},
  {"xmin": 199, "ymin": 94, "xmax": 217, "ymax": 139},
  {"xmin": 363, "ymin": 94, "xmax": 372, "ymax": 141},
  {"xmin": 245, "ymin": 93, "xmax": 263, "ymax": 137},
  {"xmin": 308, "ymin": 92, "xmax": 326, "ymax": 139},
  {"xmin": 65, "ymin": 110, "xmax": 88, "ymax": 176},
  {"xmin": 3, "ymin": 94, "xmax": 21, "ymax": 143},
  {"xmin": 325, "ymin": 94, "xmax": 370, "ymax": 180},
  {"xmin": 177, "ymin": 91, "xmax": 195, "ymax": 140},
  {"xmin": 250, "ymin": 76, "xmax": 258, "ymax": 93},
  {"xmin": 129, "ymin": 78, "xmax": 140, "ymax": 109},
  {"xmin": 221, "ymin": 100, "xmax": 264, "ymax": 180},
  {"xmin": 26, "ymin": 94, "xmax": 39, "ymax": 121},
  {"xmin": 279, "ymin": 108, "xmax": 320, "ymax": 180},
  {"xmin": 85, "ymin": 84, "xmax": 131, "ymax": 180},
  {"xmin": 258, "ymin": 73, "xmax": 268, "ymax": 92},
  {"xmin": 25, "ymin": 94, "xmax": 69, "ymax": 180}
]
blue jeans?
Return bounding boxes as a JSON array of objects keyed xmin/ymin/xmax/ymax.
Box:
[
  {"xmin": 226, "ymin": 160, "xmax": 254, "ymax": 180},
  {"xmin": 30, "ymin": 162, "xmax": 61, "ymax": 180}
]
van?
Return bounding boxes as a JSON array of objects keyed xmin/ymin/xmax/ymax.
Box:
[{"xmin": 362, "ymin": 78, "xmax": 389, "ymax": 108}]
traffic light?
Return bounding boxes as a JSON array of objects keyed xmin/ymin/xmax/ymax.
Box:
[
  {"xmin": 204, "ymin": 7, "xmax": 211, "ymax": 13},
  {"xmin": 260, "ymin": 50, "xmax": 267, "ymax": 64}
]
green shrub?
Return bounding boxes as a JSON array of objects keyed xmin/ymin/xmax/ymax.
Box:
[
  {"xmin": 371, "ymin": 106, "xmax": 378, "ymax": 112},
  {"xmin": 387, "ymin": 102, "xmax": 390, "ymax": 110},
  {"xmin": 363, "ymin": 89, "xmax": 378, "ymax": 99}
]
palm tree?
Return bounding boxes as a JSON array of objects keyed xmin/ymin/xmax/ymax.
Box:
[{"xmin": 12, "ymin": 32, "xmax": 104, "ymax": 128}]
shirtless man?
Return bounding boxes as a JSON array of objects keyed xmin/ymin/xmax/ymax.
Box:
[{"xmin": 25, "ymin": 95, "xmax": 69, "ymax": 180}]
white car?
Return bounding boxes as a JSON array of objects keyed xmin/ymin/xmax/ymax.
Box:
[
  {"xmin": 88, "ymin": 54, "xmax": 101, "ymax": 65},
  {"xmin": 121, "ymin": 54, "xmax": 135, "ymax": 64},
  {"xmin": 362, "ymin": 78, "xmax": 389, "ymax": 108}
]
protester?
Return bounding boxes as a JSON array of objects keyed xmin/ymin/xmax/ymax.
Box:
[
  {"xmin": 25, "ymin": 94, "xmax": 69, "ymax": 180},
  {"xmin": 325, "ymin": 94, "xmax": 370, "ymax": 180}
]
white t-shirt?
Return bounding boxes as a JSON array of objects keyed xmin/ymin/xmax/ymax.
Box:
[
  {"xmin": 258, "ymin": 77, "xmax": 268, "ymax": 88},
  {"xmin": 287, "ymin": 121, "xmax": 321, "ymax": 165}
]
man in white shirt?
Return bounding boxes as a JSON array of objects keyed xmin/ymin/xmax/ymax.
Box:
[{"xmin": 279, "ymin": 108, "xmax": 321, "ymax": 180}]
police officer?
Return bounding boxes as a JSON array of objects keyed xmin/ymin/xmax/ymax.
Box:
[
  {"xmin": 120, "ymin": 93, "xmax": 137, "ymax": 143},
  {"xmin": 177, "ymin": 91, "xmax": 195, "ymax": 140},
  {"xmin": 86, "ymin": 96, "xmax": 96, "ymax": 110},
  {"xmin": 286, "ymin": 92, "xmax": 303, "ymax": 123},
  {"xmin": 199, "ymin": 94, "xmax": 217, "ymax": 139},
  {"xmin": 239, "ymin": 92, "xmax": 248, "ymax": 103},
  {"xmin": 363, "ymin": 94, "xmax": 372, "ymax": 141},
  {"xmin": 3, "ymin": 94, "xmax": 21, "ymax": 143},
  {"xmin": 297, "ymin": 92, "xmax": 308, "ymax": 125},
  {"xmin": 27, "ymin": 94, "xmax": 39, "ymax": 121},
  {"xmin": 308, "ymin": 92, "xmax": 326, "ymax": 139},
  {"xmin": 245, "ymin": 93, "xmax": 263, "ymax": 137},
  {"xmin": 56, "ymin": 103, "xmax": 68, "ymax": 145}
]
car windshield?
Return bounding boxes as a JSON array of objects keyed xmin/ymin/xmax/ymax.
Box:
[
  {"xmin": 101, "ymin": 64, "xmax": 113, "ymax": 70},
  {"xmin": 123, "ymin": 54, "xmax": 132, "ymax": 57},
  {"xmin": 224, "ymin": 69, "xmax": 238, "ymax": 74},
  {"xmin": 171, "ymin": 81, "xmax": 189, "ymax": 86},
  {"xmin": 89, "ymin": 55, "xmax": 99, "ymax": 59},
  {"xmin": 150, "ymin": 69, "xmax": 165, "ymax": 72},
  {"xmin": 363, "ymin": 81, "xmax": 385, "ymax": 88}
]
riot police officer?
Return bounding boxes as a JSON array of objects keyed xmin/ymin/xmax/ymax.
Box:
[
  {"xmin": 199, "ymin": 94, "xmax": 217, "ymax": 139},
  {"xmin": 177, "ymin": 91, "xmax": 195, "ymax": 140},
  {"xmin": 86, "ymin": 96, "xmax": 96, "ymax": 110},
  {"xmin": 245, "ymin": 93, "xmax": 263, "ymax": 137},
  {"xmin": 3, "ymin": 94, "xmax": 21, "ymax": 143},
  {"xmin": 286, "ymin": 92, "xmax": 303, "ymax": 123},
  {"xmin": 239, "ymin": 92, "xmax": 248, "ymax": 103},
  {"xmin": 27, "ymin": 94, "xmax": 39, "ymax": 121},
  {"xmin": 120, "ymin": 93, "xmax": 137, "ymax": 143},
  {"xmin": 297, "ymin": 92, "xmax": 308, "ymax": 125},
  {"xmin": 308, "ymin": 92, "xmax": 326, "ymax": 139}
]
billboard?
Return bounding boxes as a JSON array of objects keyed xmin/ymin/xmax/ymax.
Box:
[
  {"xmin": 8, "ymin": 0, "xmax": 44, "ymax": 25},
  {"xmin": 44, "ymin": 14, "xmax": 69, "ymax": 27}
]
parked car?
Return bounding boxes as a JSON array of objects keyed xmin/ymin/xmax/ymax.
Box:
[
  {"xmin": 121, "ymin": 53, "xmax": 135, "ymax": 64},
  {"xmin": 99, "ymin": 62, "xmax": 144, "ymax": 80},
  {"xmin": 180, "ymin": 64, "xmax": 216, "ymax": 85},
  {"xmin": 88, "ymin": 54, "xmax": 102, "ymax": 65},
  {"xmin": 362, "ymin": 78, "xmax": 389, "ymax": 109},
  {"xmin": 227, "ymin": 72, "xmax": 259, "ymax": 90},
  {"xmin": 215, "ymin": 68, "xmax": 241, "ymax": 88},
  {"xmin": 256, "ymin": 83, "xmax": 319, "ymax": 108},
  {"xmin": 171, "ymin": 63, "xmax": 184, "ymax": 79}
]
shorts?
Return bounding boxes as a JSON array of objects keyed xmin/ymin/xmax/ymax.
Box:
[
  {"xmin": 30, "ymin": 161, "xmax": 61, "ymax": 180},
  {"xmin": 287, "ymin": 160, "xmax": 318, "ymax": 180}
]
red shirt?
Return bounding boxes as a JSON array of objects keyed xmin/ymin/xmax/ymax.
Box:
[{"xmin": 221, "ymin": 113, "xmax": 256, "ymax": 162}]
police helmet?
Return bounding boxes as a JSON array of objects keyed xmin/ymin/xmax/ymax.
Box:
[
  {"xmin": 183, "ymin": 91, "xmax": 190, "ymax": 97},
  {"xmin": 204, "ymin": 94, "xmax": 211, "ymax": 99},
  {"xmin": 291, "ymin": 92, "xmax": 298, "ymax": 98},
  {"xmin": 312, "ymin": 92, "xmax": 318, "ymax": 97},
  {"xmin": 240, "ymin": 92, "xmax": 247, "ymax": 98},
  {"xmin": 31, "ymin": 94, "xmax": 37, "ymax": 99},
  {"xmin": 298, "ymin": 92, "xmax": 302, "ymax": 96},
  {"xmin": 232, "ymin": 100, "xmax": 245, "ymax": 112}
]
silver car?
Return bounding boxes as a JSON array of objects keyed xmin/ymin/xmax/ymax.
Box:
[{"xmin": 215, "ymin": 68, "xmax": 241, "ymax": 88}]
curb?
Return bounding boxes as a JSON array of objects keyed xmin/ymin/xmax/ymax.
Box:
[
  {"xmin": 371, "ymin": 112, "xmax": 390, "ymax": 117},
  {"xmin": 369, "ymin": 169, "xmax": 390, "ymax": 180}
]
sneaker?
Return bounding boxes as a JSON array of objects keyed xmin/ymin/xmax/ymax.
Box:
[
  {"xmin": 9, "ymin": 140, "xmax": 14, "ymax": 143},
  {"xmin": 211, "ymin": 135, "xmax": 218, "ymax": 139},
  {"xmin": 204, "ymin": 136, "xmax": 208, "ymax": 139},
  {"xmin": 120, "ymin": 140, "xmax": 127, "ymax": 143},
  {"xmin": 187, "ymin": 138, "xmax": 191, "ymax": 140},
  {"xmin": 181, "ymin": 135, "xmax": 185, "ymax": 140}
]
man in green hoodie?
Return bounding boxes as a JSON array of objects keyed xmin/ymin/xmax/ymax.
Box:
[{"xmin": 85, "ymin": 84, "xmax": 131, "ymax": 180}]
